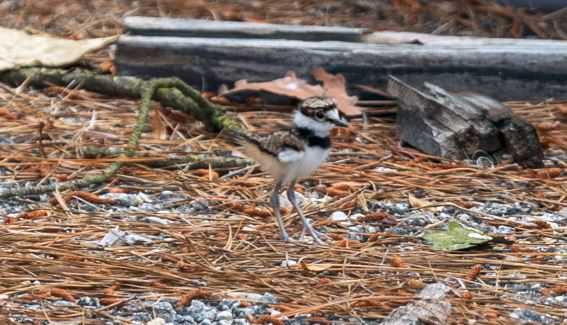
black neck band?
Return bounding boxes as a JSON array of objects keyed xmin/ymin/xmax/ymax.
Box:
[{"xmin": 294, "ymin": 127, "xmax": 331, "ymax": 149}]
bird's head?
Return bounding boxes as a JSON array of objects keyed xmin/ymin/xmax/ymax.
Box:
[{"xmin": 293, "ymin": 96, "xmax": 349, "ymax": 136}]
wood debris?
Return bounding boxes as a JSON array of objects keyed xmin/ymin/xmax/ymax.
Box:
[{"xmin": 388, "ymin": 76, "xmax": 544, "ymax": 168}]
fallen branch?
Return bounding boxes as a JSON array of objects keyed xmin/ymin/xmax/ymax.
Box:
[
  {"xmin": 0, "ymin": 67, "xmax": 240, "ymax": 132},
  {"xmin": 0, "ymin": 68, "xmax": 242, "ymax": 199}
]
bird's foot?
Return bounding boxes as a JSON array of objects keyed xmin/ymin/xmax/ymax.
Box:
[
  {"xmin": 280, "ymin": 230, "xmax": 290, "ymax": 242},
  {"xmin": 299, "ymin": 219, "xmax": 329, "ymax": 245}
]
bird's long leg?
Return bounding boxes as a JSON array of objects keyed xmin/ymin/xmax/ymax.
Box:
[
  {"xmin": 271, "ymin": 179, "xmax": 289, "ymax": 241},
  {"xmin": 287, "ymin": 179, "xmax": 326, "ymax": 244}
]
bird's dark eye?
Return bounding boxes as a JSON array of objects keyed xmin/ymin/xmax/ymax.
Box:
[{"xmin": 315, "ymin": 111, "xmax": 325, "ymax": 119}]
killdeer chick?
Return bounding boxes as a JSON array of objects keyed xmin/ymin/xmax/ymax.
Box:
[{"xmin": 230, "ymin": 97, "xmax": 348, "ymax": 244}]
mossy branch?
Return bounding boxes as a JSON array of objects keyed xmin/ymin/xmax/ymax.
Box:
[
  {"xmin": 0, "ymin": 67, "xmax": 241, "ymax": 132},
  {"xmin": 0, "ymin": 68, "xmax": 243, "ymax": 199}
]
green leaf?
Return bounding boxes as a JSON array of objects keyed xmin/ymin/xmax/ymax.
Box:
[{"xmin": 423, "ymin": 220, "xmax": 493, "ymax": 251}]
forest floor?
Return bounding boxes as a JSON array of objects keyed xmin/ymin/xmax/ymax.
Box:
[{"xmin": 1, "ymin": 1, "xmax": 566, "ymax": 324}]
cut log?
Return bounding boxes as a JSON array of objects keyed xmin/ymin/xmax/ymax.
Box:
[
  {"xmin": 123, "ymin": 16, "xmax": 365, "ymax": 42},
  {"xmin": 387, "ymin": 76, "xmax": 544, "ymax": 168},
  {"xmin": 116, "ymin": 31, "xmax": 567, "ymax": 101}
]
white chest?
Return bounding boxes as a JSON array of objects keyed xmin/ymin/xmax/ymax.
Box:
[{"xmin": 286, "ymin": 146, "xmax": 329, "ymax": 182}]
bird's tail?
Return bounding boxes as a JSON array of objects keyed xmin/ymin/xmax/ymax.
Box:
[{"xmin": 218, "ymin": 127, "xmax": 253, "ymax": 147}]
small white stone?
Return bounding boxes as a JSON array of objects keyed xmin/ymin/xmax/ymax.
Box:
[
  {"xmin": 142, "ymin": 216, "xmax": 171, "ymax": 225},
  {"xmin": 329, "ymin": 211, "xmax": 348, "ymax": 222},
  {"xmin": 374, "ymin": 166, "xmax": 397, "ymax": 173},
  {"xmin": 279, "ymin": 191, "xmax": 305, "ymax": 209},
  {"xmin": 349, "ymin": 213, "xmax": 365, "ymax": 221},
  {"xmin": 281, "ymin": 259, "xmax": 297, "ymax": 268},
  {"xmin": 216, "ymin": 310, "xmax": 233, "ymax": 321}
]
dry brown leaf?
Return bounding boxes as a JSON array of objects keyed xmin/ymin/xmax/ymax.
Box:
[
  {"xmin": 98, "ymin": 60, "xmax": 116, "ymax": 75},
  {"xmin": 329, "ymin": 181, "xmax": 364, "ymax": 191},
  {"xmin": 532, "ymin": 219, "xmax": 552, "ymax": 229},
  {"xmin": 65, "ymin": 191, "xmax": 116, "ymax": 204},
  {"xmin": 390, "ymin": 255, "xmax": 406, "ymax": 268},
  {"xmin": 250, "ymin": 315, "xmax": 284, "ymax": 325},
  {"xmin": 325, "ymin": 187, "xmax": 350, "ymax": 197},
  {"xmin": 529, "ymin": 168, "xmax": 563, "ymax": 179},
  {"xmin": 462, "ymin": 290, "xmax": 473, "ymax": 300},
  {"xmin": 19, "ymin": 209, "xmax": 49, "ymax": 220},
  {"xmin": 100, "ymin": 285, "xmax": 121, "ymax": 305},
  {"xmin": 243, "ymin": 206, "xmax": 272, "ymax": 218},
  {"xmin": 192, "ymin": 168, "xmax": 220, "ymax": 180},
  {"xmin": 224, "ymin": 69, "xmax": 362, "ymax": 116},
  {"xmin": 176, "ymin": 289, "xmax": 213, "ymax": 308},
  {"xmin": 224, "ymin": 71, "xmax": 324, "ymax": 101},
  {"xmin": 0, "ymin": 106, "xmax": 20, "ymax": 120},
  {"xmin": 361, "ymin": 212, "xmax": 398, "ymax": 225},
  {"xmin": 30, "ymin": 289, "xmax": 51, "ymax": 300},
  {"xmin": 536, "ymin": 121, "xmax": 561, "ymax": 133},
  {"xmin": 50, "ymin": 288, "xmax": 75, "ymax": 302},
  {"xmin": 407, "ymin": 278, "xmax": 425, "ymax": 289},
  {"xmin": 107, "ymin": 187, "xmax": 129, "ymax": 193},
  {"xmin": 336, "ymin": 239, "xmax": 360, "ymax": 248},
  {"xmin": 317, "ymin": 277, "xmax": 332, "ymax": 286},
  {"xmin": 311, "ymin": 67, "xmax": 362, "ymax": 116},
  {"xmin": 466, "ymin": 264, "xmax": 482, "ymax": 281},
  {"xmin": 551, "ymin": 285, "xmax": 567, "ymax": 295},
  {"xmin": 306, "ymin": 317, "xmax": 333, "ymax": 325}
]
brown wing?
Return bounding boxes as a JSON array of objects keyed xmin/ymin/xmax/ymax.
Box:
[
  {"xmin": 254, "ymin": 130, "xmax": 305, "ymax": 157},
  {"xmin": 235, "ymin": 130, "xmax": 305, "ymax": 178}
]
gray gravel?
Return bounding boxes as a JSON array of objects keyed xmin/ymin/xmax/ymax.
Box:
[{"xmin": 2, "ymin": 178, "xmax": 566, "ymax": 324}]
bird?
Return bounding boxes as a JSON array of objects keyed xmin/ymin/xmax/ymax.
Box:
[{"xmin": 226, "ymin": 96, "xmax": 349, "ymax": 244}]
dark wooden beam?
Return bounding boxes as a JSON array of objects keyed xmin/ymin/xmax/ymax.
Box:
[{"xmin": 116, "ymin": 34, "xmax": 567, "ymax": 101}]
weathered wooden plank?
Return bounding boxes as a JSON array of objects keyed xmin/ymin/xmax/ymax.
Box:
[
  {"xmin": 115, "ymin": 35, "xmax": 567, "ymax": 101},
  {"xmin": 123, "ymin": 16, "xmax": 365, "ymax": 42},
  {"xmin": 363, "ymin": 31, "xmax": 567, "ymax": 48}
]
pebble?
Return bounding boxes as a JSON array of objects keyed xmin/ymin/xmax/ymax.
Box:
[
  {"xmin": 482, "ymin": 202, "xmax": 521, "ymax": 216},
  {"xmin": 374, "ymin": 166, "xmax": 397, "ymax": 173},
  {"xmin": 281, "ymin": 259, "xmax": 297, "ymax": 268},
  {"xmin": 496, "ymin": 225, "xmax": 513, "ymax": 234},
  {"xmin": 349, "ymin": 213, "xmax": 365, "ymax": 221},
  {"xmin": 510, "ymin": 308, "xmax": 558, "ymax": 325},
  {"xmin": 189, "ymin": 300, "xmax": 206, "ymax": 313},
  {"xmin": 140, "ymin": 216, "xmax": 171, "ymax": 225},
  {"xmin": 77, "ymin": 296, "xmax": 101, "ymax": 308},
  {"xmin": 329, "ymin": 211, "xmax": 348, "ymax": 222},
  {"xmin": 216, "ymin": 310, "xmax": 233, "ymax": 321},
  {"xmin": 279, "ymin": 191, "xmax": 306, "ymax": 209},
  {"xmin": 202, "ymin": 307, "xmax": 218, "ymax": 320},
  {"xmin": 152, "ymin": 301, "xmax": 176, "ymax": 322},
  {"xmin": 175, "ymin": 314, "xmax": 196, "ymax": 324}
]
